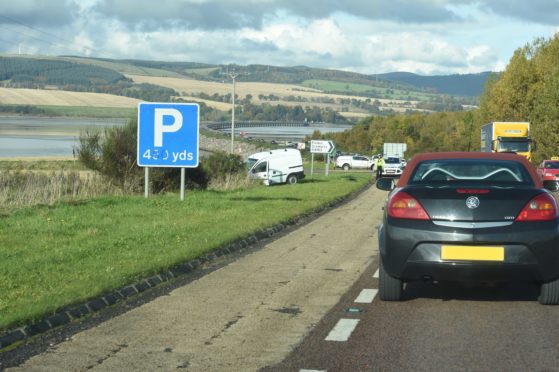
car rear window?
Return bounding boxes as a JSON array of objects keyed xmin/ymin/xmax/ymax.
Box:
[
  {"xmin": 544, "ymin": 161, "xmax": 559, "ymax": 169},
  {"xmin": 409, "ymin": 159, "xmax": 534, "ymax": 186}
]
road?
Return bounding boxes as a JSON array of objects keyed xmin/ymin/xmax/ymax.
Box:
[
  {"xmin": 7, "ymin": 185, "xmax": 559, "ymax": 371},
  {"xmin": 265, "ymin": 265, "xmax": 559, "ymax": 371},
  {"xmin": 6, "ymin": 184, "xmax": 385, "ymax": 371}
]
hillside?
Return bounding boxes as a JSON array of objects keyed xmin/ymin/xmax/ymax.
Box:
[
  {"xmin": 52, "ymin": 55, "xmax": 488, "ymax": 98},
  {"xmin": 0, "ymin": 55, "xmax": 178, "ymax": 102},
  {"xmin": 0, "ymin": 54, "xmax": 485, "ymax": 120},
  {"xmin": 378, "ymin": 71, "xmax": 494, "ymax": 97}
]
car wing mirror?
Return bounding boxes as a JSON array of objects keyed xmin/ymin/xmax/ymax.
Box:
[{"xmin": 376, "ymin": 178, "xmax": 395, "ymax": 191}]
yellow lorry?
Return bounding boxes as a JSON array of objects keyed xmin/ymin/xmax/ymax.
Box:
[{"xmin": 480, "ymin": 122, "xmax": 534, "ymax": 160}]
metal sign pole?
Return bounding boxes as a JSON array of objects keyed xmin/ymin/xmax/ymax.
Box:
[
  {"xmin": 180, "ymin": 168, "xmax": 185, "ymax": 201},
  {"xmin": 311, "ymin": 153, "xmax": 314, "ymax": 179},
  {"xmin": 325, "ymin": 154, "xmax": 330, "ymax": 176},
  {"xmin": 144, "ymin": 167, "xmax": 149, "ymax": 198}
]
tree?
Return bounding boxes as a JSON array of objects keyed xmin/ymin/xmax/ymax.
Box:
[{"xmin": 479, "ymin": 35, "xmax": 559, "ymax": 163}]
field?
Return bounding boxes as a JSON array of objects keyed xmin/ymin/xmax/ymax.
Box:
[
  {"xmin": 58, "ymin": 56, "xmax": 185, "ymax": 78},
  {"xmin": 0, "ymin": 87, "xmax": 141, "ymax": 108},
  {"xmin": 0, "ymin": 74, "xmax": 431, "ymax": 120},
  {"xmin": 302, "ymin": 79, "xmax": 439, "ymax": 101},
  {"xmin": 0, "ymin": 173, "xmax": 371, "ymax": 331},
  {"xmin": 127, "ymin": 74, "xmax": 420, "ymax": 115},
  {"xmin": 34, "ymin": 105, "xmax": 136, "ymax": 118}
]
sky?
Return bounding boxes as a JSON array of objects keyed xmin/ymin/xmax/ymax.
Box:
[{"xmin": 0, "ymin": 0, "xmax": 558, "ymax": 76}]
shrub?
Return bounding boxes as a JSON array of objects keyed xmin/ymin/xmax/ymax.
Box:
[
  {"xmin": 76, "ymin": 116, "xmax": 210, "ymax": 193},
  {"xmin": 202, "ymin": 152, "xmax": 245, "ymax": 179}
]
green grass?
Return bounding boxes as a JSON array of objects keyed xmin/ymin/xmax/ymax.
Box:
[
  {"xmin": 0, "ymin": 173, "xmax": 371, "ymax": 330},
  {"xmin": 0, "ymin": 104, "xmax": 135, "ymax": 118},
  {"xmin": 59, "ymin": 56, "xmax": 185, "ymax": 78},
  {"xmin": 184, "ymin": 67, "xmax": 220, "ymax": 76},
  {"xmin": 301, "ymin": 79, "xmax": 439, "ymax": 101},
  {"xmin": 37, "ymin": 105, "xmax": 135, "ymax": 118}
]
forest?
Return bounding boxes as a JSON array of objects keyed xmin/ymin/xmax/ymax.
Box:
[
  {"xmin": 323, "ymin": 35, "xmax": 559, "ymax": 164},
  {"xmin": 0, "ymin": 57, "xmax": 177, "ymax": 102}
]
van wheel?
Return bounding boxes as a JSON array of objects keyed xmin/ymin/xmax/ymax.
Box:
[
  {"xmin": 287, "ymin": 174, "xmax": 298, "ymax": 184},
  {"xmin": 342, "ymin": 164, "xmax": 350, "ymax": 171}
]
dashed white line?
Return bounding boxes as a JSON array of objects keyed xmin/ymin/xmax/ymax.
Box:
[
  {"xmin": 325, "ymin": 318, "xmax": 360, "ymax": 341},
  {"xmin": 373, "ymin": 268, "xmax": 379, "ymax": 278},
  {"xmin": 354, "ymin": 288, "xmax": 378, "ymax": 303},
  {"xmin": 299, "ymin": 369, "xmax": 325, "ymax": 372}
]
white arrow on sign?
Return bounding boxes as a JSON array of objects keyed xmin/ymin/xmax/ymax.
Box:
[{"xmin": 310, "ymin": 140, "xmax": 335, "ymax": 154}]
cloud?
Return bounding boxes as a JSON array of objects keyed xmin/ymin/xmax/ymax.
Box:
[
  {"xmin": 477, "ymin": 0, "xmax": 559, "ymax": 25},
  {"xmin": 0, "ymin": 0, "xmax": 75, "ymax": 27},
  {"xmin": 92, "ymin": 0, "xmax": 462, "ymax": 32},
  {"xmin": 0, "ymin": 0, "xmax": 553, "ymax": 75}
]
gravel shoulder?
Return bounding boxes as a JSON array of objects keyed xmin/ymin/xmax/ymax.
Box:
[{"xmin": 5, "ymin": 186, "xmax": 386, "ymax": 371}]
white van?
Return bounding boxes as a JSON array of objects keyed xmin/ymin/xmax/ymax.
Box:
[{"xmin": 247, "ymin": 149, "xmax": 305, "ymax": 185}]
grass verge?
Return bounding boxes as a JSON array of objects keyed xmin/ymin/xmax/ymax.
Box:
[
  {"xmin": 36, "ymin": 105, "xmax": 135, "ymax": 118},
  {"xmin": 0, "ymin": 173, "xmax": 371, "ymax": 331}
]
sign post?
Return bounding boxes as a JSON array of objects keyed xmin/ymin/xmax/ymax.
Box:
[
  {"xmin": 310, "ymin": 140, "xmax": 335, "ymax": 177},
  {"xmin": 137, "ymin": 102, "xmax": 200, "ymax": 200}
]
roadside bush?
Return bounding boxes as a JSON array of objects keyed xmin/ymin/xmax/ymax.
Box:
[
  {"xmin": 100, "ymin": 120, "xmax": 141, "ymax": 191},
  {"xmin": 202, "ymin": 152, "xmax": 249, "ymax": 191},
  {"xmin": 76, "ymin": 120, "xmax": 140, "ymax": 192},
  {"xmin": 76, "ymin": 116, "xmax": 210, "ymax": 193},
  {"xmin": 202, "ymin": 152, "xmax": 245, "ymax": 179},
  {"xmin": 150, "ymin": 167, "xmax": 209, "ymax": 192}
]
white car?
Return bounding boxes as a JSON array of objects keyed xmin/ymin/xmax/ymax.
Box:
[
  {"xmin": 382, "ymin": 157, "xmax": 404, "ymax": 176},
  {"xmin": 335, "ymin": 155, "xmax": 374, "ymax": 170}
]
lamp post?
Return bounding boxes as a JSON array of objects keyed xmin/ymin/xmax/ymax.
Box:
[{"xmin": 222, "ymin": 70, "xmax": 239, "ymax": 153}]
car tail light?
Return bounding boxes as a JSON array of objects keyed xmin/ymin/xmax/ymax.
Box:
[
  {"xmin": 516, "ymin": 193, "xmax": 558, "ymax": 222},
  {"xmin": 388, "ymin": 191, "xmax": 429, "ymax": 220}
]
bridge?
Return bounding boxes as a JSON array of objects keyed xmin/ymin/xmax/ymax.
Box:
[{"xmin": 203, "ymin": 121, "xmax": 338, "ymax": 130}]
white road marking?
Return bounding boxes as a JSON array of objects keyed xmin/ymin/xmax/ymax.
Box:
[
  {"xmin": 354, "ymin": 288, "xmax": 378, "ymax": 303},
  {"xmin": 373, "ymin": 268, "xmax": 379, "ymax": 278},
  {"xmin": 300, "ymin": 370, "xmax": 325, "ymax": 372},
  {"xmin": 325, "ymin": 318, "xmax": 360, "ymax": 342}
]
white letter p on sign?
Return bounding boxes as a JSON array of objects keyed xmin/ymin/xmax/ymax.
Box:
[{"xmin": 154, "ymin": 108, "xmax": 183, "ymax": 147}]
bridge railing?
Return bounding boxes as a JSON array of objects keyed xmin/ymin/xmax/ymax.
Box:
[{"xmin": 203, "ymin": 121, "xmax": 330, "ymax": 130}]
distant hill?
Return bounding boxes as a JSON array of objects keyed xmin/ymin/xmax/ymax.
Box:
[
  {"xmin": 0, "ymin": 55, "xmax": 178, "ymax": 102},
  {"xmin": 56, "ymin": 56, "xmax": 490, "ymax": 98},
  {"xmin": 377, "ymin": 71, "xmax": 494, "ymax": 97}
]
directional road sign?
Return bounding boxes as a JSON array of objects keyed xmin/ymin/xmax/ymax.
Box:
[
  {"xmin": 310, "ymin": 140, "xmax": 335, "ymax": 154},
  {"xmin": 137, "ymin": 102, "xmax": 199, "ymax": 167}
]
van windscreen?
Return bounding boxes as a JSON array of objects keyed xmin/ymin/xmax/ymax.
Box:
[{"xmin": 246, "ymin": 158, "xmax": 258, "ymax": 169}]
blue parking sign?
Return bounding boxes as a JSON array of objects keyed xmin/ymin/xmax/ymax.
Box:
[{"xmin": 137, "ymin": 102, "xmax": 199, "ymax": 167}]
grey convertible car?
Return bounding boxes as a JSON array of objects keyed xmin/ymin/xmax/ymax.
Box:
[{"xmin": 376, "ymin": 152, "xmax": 559, "ymax": 304}]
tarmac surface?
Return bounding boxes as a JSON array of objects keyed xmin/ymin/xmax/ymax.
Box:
[{"xmin": 4, "ymin": 184, "xmax": 385, "ymax": 371}]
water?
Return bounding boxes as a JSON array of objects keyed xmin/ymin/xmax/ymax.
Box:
[
  {"xmin": 0, "ymin": 116, "xmax": 127, "ymax": 158},
  {"xmin": 0, "ymin": 116, "xmax": 352, "ymax": 158},
  {"xmin": 0, "ymin": 136, "xmax": 78, "ymax": 158}
]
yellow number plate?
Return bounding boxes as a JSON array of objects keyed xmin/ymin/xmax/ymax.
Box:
[{"xmin": 441, "ymin": 245, "xmax": 504, "ymax": 261}]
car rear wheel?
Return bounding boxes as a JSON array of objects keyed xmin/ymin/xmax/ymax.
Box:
[
  {"xmin": 287, "ymin": 174, "xmax": 298, "ymax": 184},
  {"xmin": 342, "ymin": 164, "xmax": 350, "ymax": 171},
  {"xmin": 539, "ymin": 278, "xmax": 559, "ymax": 304},
  {"xmin": 379, "ymin": 259, "xmax": 403, "ymax": 301}
]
